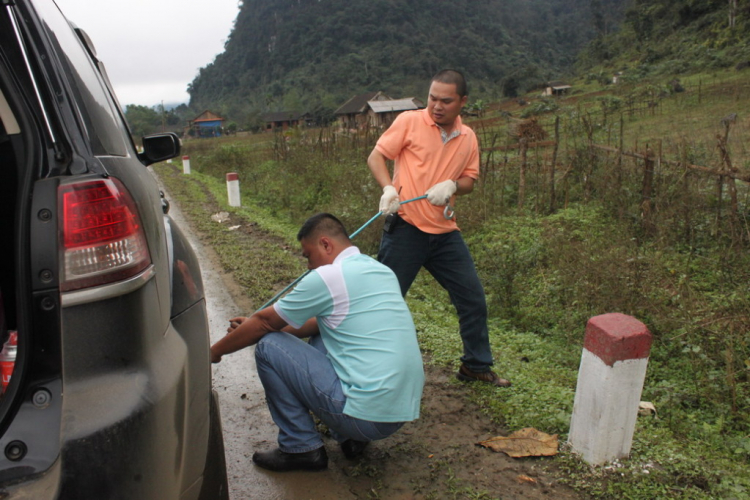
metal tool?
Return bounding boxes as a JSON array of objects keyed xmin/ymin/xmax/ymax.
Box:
[{"xmin": 443, "ymin": 205, "xmax": 455, "ymax": 220}]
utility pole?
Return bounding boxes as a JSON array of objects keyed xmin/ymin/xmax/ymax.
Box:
[{"xmin": 161, "ymin": 100, "xmax": 166, "ymax": 132}]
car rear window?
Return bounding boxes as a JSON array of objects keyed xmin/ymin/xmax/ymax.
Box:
[{"xmin": 31, "ymin": 0, "xmax": 128, "ymax": 157}]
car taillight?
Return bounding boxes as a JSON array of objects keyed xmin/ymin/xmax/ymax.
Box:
[{"xmin": 59, "ymin": 178, "xmax": 151, "ymax": 292}]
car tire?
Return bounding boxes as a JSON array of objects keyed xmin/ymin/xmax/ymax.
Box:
[{"xmin": 198, "ymin": 390, "xmax": 229, "ymax": 500}]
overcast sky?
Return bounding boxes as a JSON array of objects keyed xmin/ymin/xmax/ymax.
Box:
[{"xmin": 56, "ymin": 0, "xmax": 240, "ymax": 107}]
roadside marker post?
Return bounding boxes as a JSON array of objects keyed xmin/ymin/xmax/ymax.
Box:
[
  {"xmin": 182, "ymin": 155, "xmax": 191, "ymax": 174},
  {"xmin": 568, "ymin": 313, "xmax": 652, "ymax": 465},
  {"xmin": 226, "ymin": 172, "xmax": 241, "ymax": 207}
]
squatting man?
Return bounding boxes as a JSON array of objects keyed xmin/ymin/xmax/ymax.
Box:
[{"xmin": 210, "ymin": 213, "xmax": 424, "ymax": 472}]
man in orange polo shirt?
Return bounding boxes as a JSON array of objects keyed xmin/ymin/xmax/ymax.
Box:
[{"xmin": 367, "ymin": 69, "xmax": 511, "ymax": 388}]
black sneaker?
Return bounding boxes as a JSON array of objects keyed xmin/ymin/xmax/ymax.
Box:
[
  {"xmin": 252, "ymin": 446, "xmax": 328, "ymax": 472},
  {"xmin": 340, "ymin": 439, "xmax": 369, "ymax": 459}
]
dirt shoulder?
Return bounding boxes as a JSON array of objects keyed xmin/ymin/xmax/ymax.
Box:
[{"xmin": 328, "ymin": 363, "xmax": 582, "ymax": 499}]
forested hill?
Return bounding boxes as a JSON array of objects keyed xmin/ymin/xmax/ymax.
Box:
[
  {"xmin": 577, "ymin": 0, "xmax": 750, "ymax": 77},
  {"xmin": 187, "ymin": 0, "xmax": 626, "ymax": 125}
]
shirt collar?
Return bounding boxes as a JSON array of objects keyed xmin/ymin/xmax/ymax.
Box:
[
  {"xmin": 421, "ymin": 108, "xmax": 465, "ymax": 141},
  {"xmin": 333, "ymin": 245, "xmax": 360, "ymax": 264},
  {"xmin": 438, "ymin": 126, "xmax": 461, "ymax": 144}
]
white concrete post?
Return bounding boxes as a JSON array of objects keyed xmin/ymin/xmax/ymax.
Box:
[
  {"xmin": 182, "ymin": 155, "xmax": 191, "ymax": 174},
  {"xmin": 226, "ymin": 172, "xmax": 241, "ymax": 207},
  {"xmin": 568, "ymin": 313, "xmax": 652, "ymax": 465}
]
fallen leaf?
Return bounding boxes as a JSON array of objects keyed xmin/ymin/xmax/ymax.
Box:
[
  {"xmin": 638, "ymin": 401, "xmax": 657, "ymax": 416},
  {"xmin": 476, "ymin": 428, "xmax": 558, "ymax": 458},
  {"xmin": 516, "ymin": 474, "xmax": 537, "ymax": 484}
]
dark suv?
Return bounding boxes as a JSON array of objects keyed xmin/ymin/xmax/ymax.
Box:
[{"xmin": 0, "ymin": 0, "xmax": 228, "ymax": 498}]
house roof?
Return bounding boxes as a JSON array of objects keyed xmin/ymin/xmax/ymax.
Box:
[
  {"xmin": 334, "ymin": 91, "xmax": 389, "ymax": 115},
  {"xmin": 192, "ymin": 110, "xmax": 225, "ymax": 123},
  {"xmin": 368, "ymin": 98, "xmax": 424, "ymax": 114},
  {"xmin": 262, "ymin": 111, "xmax": 307, "ymax": 122}
]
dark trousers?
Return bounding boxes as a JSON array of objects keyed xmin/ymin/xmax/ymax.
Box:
[{"xmin": 377, "ymin": 218, "xmax": 494, "ymax": 372}]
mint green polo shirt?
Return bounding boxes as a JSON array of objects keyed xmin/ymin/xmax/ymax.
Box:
[{"xmin": 274, "ymin": 247, "xmax": 424, "ymax": 422}]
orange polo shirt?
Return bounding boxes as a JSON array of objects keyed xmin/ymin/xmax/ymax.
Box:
[{"xmin": 375, "ymin": 108, "xmax": 479, "ymax": 234}]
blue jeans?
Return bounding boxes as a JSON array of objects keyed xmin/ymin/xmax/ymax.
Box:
[
  {"xmin": 254, "ymin": 332, "xmax": 404, "ymax": 453},
  {"xmin": 378, "ymin": 218, "xmax": 494, "ymax": 372}
]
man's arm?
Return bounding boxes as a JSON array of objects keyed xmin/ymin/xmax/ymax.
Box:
[
  {"xmin": 210, "ymin": 306, "xmax": 288, "ymax": 363},
  {"xmin": 368, "ymin": 148, "xmax": 393, "ymax": 188},
  {"xmin": 371, "ymin": 136, "xmax": 474, "ymax": 198},
  {"xmin": 282, "ymin": 317, "xmax": 319, "ymax": 338},
  {"xmin": 455, "ymin": 177, "xmax": 475, "ymax": 196},
  {"xmin": 369, "ymin": 148, "xmax": 402, "ymax": 214}
]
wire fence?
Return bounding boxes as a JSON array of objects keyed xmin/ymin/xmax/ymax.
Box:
[{"xmin": 467, "ymin": 111, "xmax": 750, "ymax": 247}]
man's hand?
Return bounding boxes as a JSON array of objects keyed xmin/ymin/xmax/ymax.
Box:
[
  {"xmin": 426, "ymin": 179, "xmax": 457, "ymax": 206},
  {"xmin": 209, "ymin": 309, "xmax": 288, "ymax": 363},
  {"xmin": 210, "ymin": 316, "xmax": 247, "ymax": 363},
  {"xmin": 379, "ymin": 185, "xmax": 400, "ymax": 214},
  {"xmin": 228, "ymin": 316, "xmax": 248, "ymax": 333},
  {"xmin": 216, "ymin": 316, "xmax": 249, "ymax": 363}
]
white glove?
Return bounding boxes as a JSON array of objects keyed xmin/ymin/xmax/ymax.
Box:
[
  {"xmin": 379, "ymin": 185, "xmax": 400, "ymax": 214},
  {"xmin": 425, "ymin": 180, "xmax": 457, "ymax": 206}
]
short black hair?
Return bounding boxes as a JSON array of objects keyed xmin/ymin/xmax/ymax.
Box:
[
  {"xmin": 297, "ymin": 213, "xmax": 350, "ymax": 242},
  {"xmin": 432, "ymin": 69, "xmax": 468, "ymax": 97}
]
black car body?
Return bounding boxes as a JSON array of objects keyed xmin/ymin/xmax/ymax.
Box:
[{"xmin": 0, "ymin": 0, "xmax": 228, "ymax": 498}]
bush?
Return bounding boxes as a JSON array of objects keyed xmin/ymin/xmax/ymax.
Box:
[{"xmin": 521, "ymin": 98, "xmax": 560, "ymax": 118}]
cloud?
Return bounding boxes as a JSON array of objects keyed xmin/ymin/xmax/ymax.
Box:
[{"xmin": 56, "ymin": 0, "xmax": 239, "ymax": 106}]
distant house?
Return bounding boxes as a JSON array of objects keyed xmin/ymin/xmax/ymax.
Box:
[
  {"xmin": 334, "ymin": 91, "xmax": 390, "ymax": 129},
  {"xmin": 262, "ymin": 111, "xmax": 311, "ymax": 132},
  {"xmin": 367, "ymin": 97, "xmax": 425, "ymax": 127},
  {"xmin": 189, "ymin": 110, "xmax": 225, "ymax": 138},
  {"xmin": 543, "ymin": 81, "xmax": 571, "ymax": 97}
]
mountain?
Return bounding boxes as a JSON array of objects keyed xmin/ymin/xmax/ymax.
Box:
[{"xmin": 187, "ymin": 0, "xmax": 627, "ymax": 125}]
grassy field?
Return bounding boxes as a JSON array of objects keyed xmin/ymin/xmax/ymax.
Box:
[{"xmin": 154, "ymin": 66, "xmax": 750, "ymax": 498}]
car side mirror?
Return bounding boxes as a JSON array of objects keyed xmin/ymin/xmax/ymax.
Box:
[{"xmin": 139, "ymin": 132, "xmax": 181, "ymax": 166}]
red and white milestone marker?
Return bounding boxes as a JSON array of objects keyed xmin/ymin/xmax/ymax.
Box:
[
  {"xmin": 568, "ymin": 313, "xmax": 653, "ymax": 465},
  {"xmin": 226, "ymin": 173, "xmax": 241, "ymax": 207}
]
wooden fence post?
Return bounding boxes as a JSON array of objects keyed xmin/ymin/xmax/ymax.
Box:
[
  {"xmin": 717, "ymin": 124, "xmax": 739, "ymax": 220},
  {"xmin": 549, "ymin": 116, "xmax": 559, "ymax": 214},
  {"xmin": 518, "ymin": 138, "xmax": 528, "ymax": 210},
  {"xmin": 617, "ymin": 116, "xmax": 624, "ymax": 217},
  {"xmin": 641, "ymin": 148, "xmax": 655, "ymax": 233}
]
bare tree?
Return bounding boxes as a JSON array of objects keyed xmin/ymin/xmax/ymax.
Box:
[{"xmin": 729, "ymin": 0, "xmax": 738, "ymax": 28}]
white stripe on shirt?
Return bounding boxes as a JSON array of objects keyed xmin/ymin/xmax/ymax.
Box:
[{"xmin": 315, "ymin": 246, "xmax": 359, "ymax": 329}]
